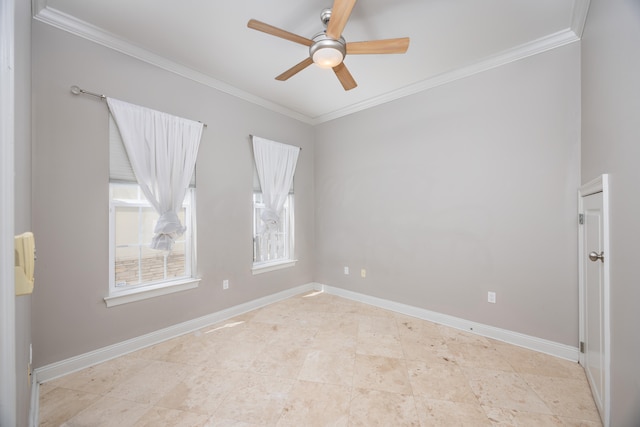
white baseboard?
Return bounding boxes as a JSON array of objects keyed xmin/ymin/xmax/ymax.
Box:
[
  {"xmin": 319, "ymin": 284, "xmax": 579, "ymax": 362},
  {"xmin": 33, "ymin": 282, "xmax": 319, "ymax": 385}
]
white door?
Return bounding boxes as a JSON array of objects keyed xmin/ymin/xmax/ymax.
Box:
[{"xmin": 579, "ymin": 175, "xmax": 610, "ymax": 426}]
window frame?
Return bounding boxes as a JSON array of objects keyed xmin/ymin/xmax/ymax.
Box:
[{"xmin": 105, "ymin": 183, "xmax": 199, "ymax": 307}]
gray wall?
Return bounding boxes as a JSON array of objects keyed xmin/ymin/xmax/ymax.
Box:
[
  {"xmin": 15, "ymin": 0, "xmax": 32, "ymax": 425},
  {"xmin": 31, "ymin": 22, "xmax": 315, "ymax": 368},
  {"xmin": 581, "ymin": 0, "xmax": 640, "ymax": 424},
  {"xmin": 314, "ymin": 44, "xmax": 581, "ymax": 346}
]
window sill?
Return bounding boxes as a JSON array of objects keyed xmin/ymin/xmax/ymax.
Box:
[
  {"xmin": 252, "ymin": 259, "xmax": 297, "ymax": 275},
  {"xmin": 104, "ymin": 277, "xmax": 201, "ymax": 307}
]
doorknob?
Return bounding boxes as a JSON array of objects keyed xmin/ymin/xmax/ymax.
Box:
[{"xmin": 589, "ymin": 251, "xmax": 604, "ymax": 262}]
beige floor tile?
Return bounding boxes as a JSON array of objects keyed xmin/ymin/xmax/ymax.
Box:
[
  {"xmin": 492, "ymin": 340, "xmax": 587, "ymax": 380},
  {"xmin": 46, "ymin": 355, "xmax": 149, "ymax": 396},
  {"xmin": 448, "ymin": 342, "xmax": 515, "ymax": 372},
  {"xmin": 250, "ymin": 305, "xmax": 298, "ymax": 325},
  {"xmin": 206, "ymin": 419, "xmax": 261, "ymax": 427},
  {"xmin": 522, "ymin": 373, "xmax": 602, "ymax": 422},
  {"xmin": 464, "ymin": 367, "xmax": 552, "ymax": 414},
  {"xmin": 353, "ymin": 354, "xmax": 412, "ymax": 394},
  {"xmin": 354, "ymin": 304, "xmax": 397, "ymax": 318},
  {"xmin": 276, "ymin": 380, "xmax": 351, "ymax": 426},
  {"xmin": 399, "ymin": 334, "xmax": 457, "ymax": 364},
  {"xmin": 38, "ymin": 294, "xmax": 600, "ymax": 427},
  {"xmin": 356, "ymin": 332, "xmax": 405, "ymax": 358},
  {"xmin": 394, "ymin": 313, "xmax": 443, "ymax": 339},
  {"xmin": 482, "ymin": 406, "xmax": 602, "ymax": 426},
  {"xmin": 38, "ymin": 387, "xmax": 101, "ymax": 427},
  {"xmin": 265, "ymin": 323, "xmax": 318, "ymax": 348},
  {"xmin": 213, "ymin": 374, "xmax": 295, "ymax": 424},
  {"xmin": 37, "ymin": 381, "xmax": 58, "ymax": 399},
  {"xmin": 155, "ymin": 367, "xmax": 248, "ymax": 415},
  {"xmin": 132, "ymin": 407, "xmax": 211, "ymax": 427},
  {"xmin": 105, "ymin": 360, "xmax": 194, "ymax": 405},
  {"xmin": 202, "ymin": 320, "xmax": 261, "ymax": 342},
  {"xmin": 310, "ymin": 328, "xmax": 357, "ymax": 353},
  {"xmin": 298, "ymin": 350, "xmax": 355, "ymax": 386},
  {"xmin": 202, "ymin": 339, "xmax": 266, "ymax": 371},
  {"xmin": 159, "ymin": 334, "xmax": 219, "ymax": 366},
  {"xmin": 358, "ymin": 314, "xmax": 399, "ymax": 336},
  {"xmin": 415, "ymin": 397, "xmax": 492, "ymax": 426},
  {"xmin": 130, "ymin": 335, "xmax": 189, "ymax": 361},
  {"xmin": 62, "ymin": 396, "xmax": 150, "ymax": 427},
  {"xmin": 317, "ymin": 312, "xmax": 360, "ymax": 334},
  {"xmin": 349, "ymin": 388, "xmax": 420, "ymax": 426},
  {"xmin": 437, "ymin": 325, "xmax": 492, "ymax": 345},
  {"xmin": 249, "ymin": 344, "xmax": 309, "ymax": 379},
  {"xmin": 406, "ymin": 359, "xmax": 478, "ymax": 404}
]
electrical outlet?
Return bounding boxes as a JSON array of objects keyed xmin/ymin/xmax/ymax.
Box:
[
  {"xmin": 488, "ymin": 291, "xmax": 496, "ymax": 303},
  {"xmin": 361, "ymin": 269, "xmax": 366, "ymax": 278},
  {"xmin": 223, "ymin": 279, "xmax": 229, "ymax": 290},
  {"xmin": 344, "ymin": 266, "xmax": 349, "ymax": 275}
]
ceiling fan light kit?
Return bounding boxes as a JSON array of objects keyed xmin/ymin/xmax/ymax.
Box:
[
  {"xmin": 247, "ymin": 0, "xmax": 410, "ymax": 91},
  {"xmin": 310, "ymin": 34, "xmax": 346, "ymax": 69}
]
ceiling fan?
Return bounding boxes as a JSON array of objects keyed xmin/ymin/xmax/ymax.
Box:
[{"xmin": 247, "ymin": 0, "xmax": 410, "ymax": 91}]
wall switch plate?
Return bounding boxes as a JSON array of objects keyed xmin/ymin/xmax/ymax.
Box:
[
  {"xmin": 488, "ymin": 291, "xmax": 496, "ymax": 303},
  {"xmin": 223, "ymin": 279, "xmax": 229, "ymax": 290},
  {"xmin": 361, "ymin": 269, "xmax": 367, "ymax": 278},
  {"xmin": 344, "ymin": 266, "xmax": 349, "ymax": 275}
]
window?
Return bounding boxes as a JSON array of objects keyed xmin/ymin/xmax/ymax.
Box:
[
  {"xmin": 251, "ymin": 142, "xmax": 297, "ymax": 275},
  {"xmin": 252, "ymin": 190, "xmax": 294, "ymax": 270},
  {"xmin": 109, "ymin": 183, "xmax": 194, "ymax": 292},
  {"xmin": 106, "ymin": 115, "xmax": 199, "ymax": 306}
]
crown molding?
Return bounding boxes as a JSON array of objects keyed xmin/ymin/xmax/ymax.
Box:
[
  {"xmin": 33, "ymin": 1, "xmax": 586, "ymax": 126},
  {"xmin": 32, "ymin": 4, "xmax": 313, "ymax": 125},
  {"xmin": 312, "ymin": 28, "xmax": 580, "ymax": 124},
  {"xmin": 570, "ymin": 0, "xmax": 591, "ymax": 38}
]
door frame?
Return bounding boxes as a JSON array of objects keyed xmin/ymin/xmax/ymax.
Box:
[
  {"xmin": 578, "ymin": 174, "xmax": 610, "ymax": 427},
  {"xmin": 0, "ymin": 0, "xmax": 17, "ymax": 425}
]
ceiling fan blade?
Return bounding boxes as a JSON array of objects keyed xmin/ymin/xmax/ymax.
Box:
[
  {"xmin": 326, "ymin": 0, "xmax": 357, "ymax": 40},
  {"xmin": 247, "ymin": 19, "xmax": 313, "ymax": 47},
  {"xmin": 333, "ymin": 62, "xmax": 357, "ymax": 91},
  {"xmin": 276, "ymin": 57, "xmax": 314, "ymax": 81},
  {"xmin": 347, "ymin": 37, "xmax": 410, "ymax": 55}
]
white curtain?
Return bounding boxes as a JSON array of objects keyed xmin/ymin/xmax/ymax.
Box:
[
  {"xmin": 107, "ymin": 98, "xmax": 203, "ymax": 251},
  {"xmin": 252, "ymin": 135, "xmax": 299, "ymax": 240}
]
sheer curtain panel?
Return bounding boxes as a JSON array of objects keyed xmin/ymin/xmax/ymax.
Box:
[
  {"xmin": 107, "ymin": 98, "xmax": 203, "ymax": 251},
  {"xmin": 252, "ymin": 136, "xmax": 299, "ymax": 254}
]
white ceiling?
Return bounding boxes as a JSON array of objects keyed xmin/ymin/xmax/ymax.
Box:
[{"xmin": 33, "ymin": 0, "xmax": 589, "ymax": 124}]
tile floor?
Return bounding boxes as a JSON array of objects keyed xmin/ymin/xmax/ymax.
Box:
[{"xmin": 38, "ymin": 292, "xmax": 602, "ymax": 426}]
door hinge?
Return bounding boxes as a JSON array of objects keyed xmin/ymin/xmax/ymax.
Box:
[
  {"xmin": 579, "ymin": 213, "xmax": 584, "ymax": 225},
  {"xmin": 580, "ymin": 341, "xmax": 585, "ymax": 353}
]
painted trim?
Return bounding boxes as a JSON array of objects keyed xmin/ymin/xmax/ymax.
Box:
[
  {"xmin": 33, "ymin": 2, "xmax": 587, "ymax": 125},
  {"xmin": 103, "ymin": 278, "xmax": 201, "ymax": 308},
  {"xmin": 252, "ymin": 259, "xmax": 297, "ymax": 275},
  {"xmin": 312, "ymin": 29, "xmax": 581, "ymax": 125},
  {"xmin": 571, "ymin": 0, "xmax": 591, "ymax": 38},
  {"xmin": 33, "ymin": 282, "xmax": 319, "ymax": 384},
  {"xmin": 321, "ymin": 284, "xmax": 579, "ymax": 361},
  {"xmin": 578, "ymin": 174, "xmax": 611, "ymax": 426},
  {"xmin": 29, "ymin": 378, "xmax": 39, "ymax": 427},
  {"xmin": 31, "ymin": 6, "xmax": 313, "ymax": 125},
  {"xmin": 0, "ymin": 0, "xmax": 17, "ymax": 424}
]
